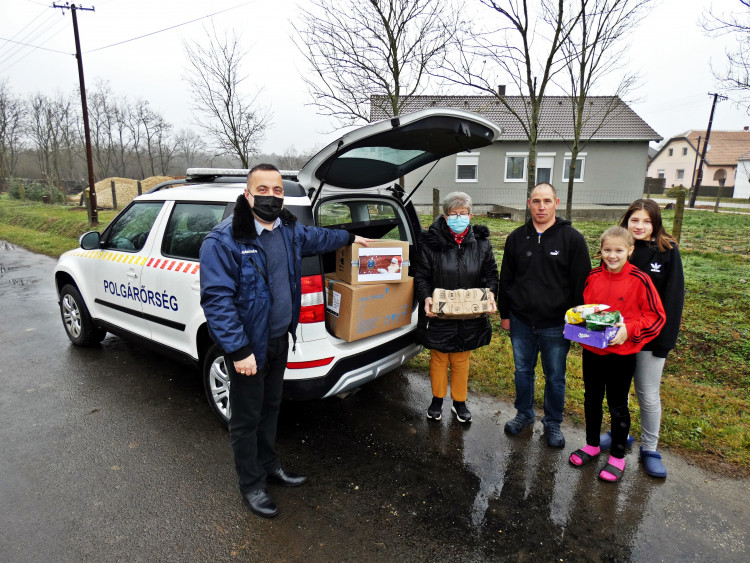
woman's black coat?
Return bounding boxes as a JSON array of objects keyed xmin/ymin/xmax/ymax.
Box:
[{"xmin": 413, "ymin": 216, "xmax": 500, "ymax": 353}]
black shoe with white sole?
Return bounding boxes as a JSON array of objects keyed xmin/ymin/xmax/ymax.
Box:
[
  {"xmin": 427, "ymin": 396, "xmax": 443, "ymax": 420},
  {"xmin": 451, "ymin": 401, "xmax": 472, "ymax": 423}
]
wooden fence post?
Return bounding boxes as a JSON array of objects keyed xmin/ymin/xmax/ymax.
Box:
[
  {"xmin": 432, "ymin": 188, "xmax": 440, "ymax": 220},
  {"xmin": 673, "ymin": 190, "xmax": 685, "ymax": 244},
  {"xmin": 713, "ymin": 184, "xmax": 724, "ymax": 213},
  {"xmin": 137, "ymin": 180, "xmax": 142, "ymax": 196},
  {"xmin": 110, "ymin": 180, "xmax": 117, "ymax": 209}
]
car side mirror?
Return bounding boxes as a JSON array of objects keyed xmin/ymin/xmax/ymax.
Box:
[{"xmin": 79, "ymin": 231, "xmax": 101, "ymax": 250}]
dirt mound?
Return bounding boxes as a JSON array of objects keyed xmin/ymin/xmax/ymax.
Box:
[{"xmin": 75, "ymin": 176, "xmax": 173, "ymax": 208}]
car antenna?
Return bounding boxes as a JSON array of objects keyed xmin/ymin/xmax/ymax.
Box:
[
  {"xmin": 403, "ymin": 159, "xmax": 441, "ymax": 205},
  {"xmin": 310, "ymin": 140, "xmax": 344, "ymax": 207}
]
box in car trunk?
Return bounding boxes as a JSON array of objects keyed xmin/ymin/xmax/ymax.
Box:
[
  {"xmin": 335, "ymin": 240, "xmax": 410, "ymax": 284},
  {"xmin": 324, "ymin": 276, "xmax": 413, "ymax": 342}
]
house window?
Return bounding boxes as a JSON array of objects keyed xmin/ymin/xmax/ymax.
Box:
[
  {"xmin": 668, "ymin": 148, "xmax": 674, "ymax": 156},
  {"xmin": 682, "ymin": 147, "xmax": 688, "ymax": 156},
  {"xmin": 657, "ymin": 169, "xmax": 665, "ymax": 179},
  {"xmin": 535, "ymin": 154, "xmax": 555, "ymax": 184},
  {"xmin": 676, "ymin": 169, "xmax": 685, "ymax": 180},
  {"xmin": 456, "ymin": 152, "xmax": 479, "ymax": 182},
  {"xmin": 505, "ymin": 153, "xmax": 527, "ymax": 182},
  {"xmin": 562, "ymin": 153, "xmax": 586, "ymax": 182}
]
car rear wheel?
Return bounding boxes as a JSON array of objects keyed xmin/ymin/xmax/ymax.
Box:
[
  {"xmin": 59, "ymin": 284, "xmax": 107, "ymax": 346},
  {"xmin": 203, "ymin": 344, "xmax": 231, "ymax": 426}
]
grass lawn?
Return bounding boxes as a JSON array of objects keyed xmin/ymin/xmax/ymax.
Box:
[{"xmin": 1, "ymin": 195, "xmax": 748, "ymax": 475}]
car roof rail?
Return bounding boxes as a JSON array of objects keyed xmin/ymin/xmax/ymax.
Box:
[
  {"xmin": 147, "ymin": 179, "xmax": 188, "ymax": 193},
  {"xmin": 186, "ymin": 168, "xmax": 299, "ymax": 182}
]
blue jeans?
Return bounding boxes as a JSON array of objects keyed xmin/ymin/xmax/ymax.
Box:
[{"xmin": 510, "ymin": 314, "xmax": 570, "ymax": 425}]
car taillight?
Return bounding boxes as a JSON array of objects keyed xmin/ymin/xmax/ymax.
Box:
[
  {"xmin": 299, "ymin": 274, "xmax": 325, "ymax": 323},
  {"xmin": 287, "ymin": 357, "xmax": 334, "ymax": 369}
]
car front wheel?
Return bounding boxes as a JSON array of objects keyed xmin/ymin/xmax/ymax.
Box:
[
  {"xmin": 203, "ymin": 344, "xmax": 231, "ymax": 426},
  {"xmin": 59, "ymin": 284, "xmax": 107, "ymax": 346}
]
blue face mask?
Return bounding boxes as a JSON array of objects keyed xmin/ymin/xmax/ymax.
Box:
[{"xmin": 446, "ymin": 214, "xmax": 470, "ymax": 233}]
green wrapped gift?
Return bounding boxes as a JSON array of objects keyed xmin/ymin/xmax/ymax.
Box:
[{"xmin": 585, "ymin": 310, "xmax": 622, "ymax": 331}]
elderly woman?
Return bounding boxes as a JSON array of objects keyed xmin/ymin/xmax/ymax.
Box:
[{"xmin": 414, "ymin": 192, "xmax": 499, "ymax": 423}]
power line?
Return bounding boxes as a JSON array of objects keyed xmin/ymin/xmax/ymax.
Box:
[
  {"xmin": 0, "ymin": 16, "xmax": 71, "ymax": 74},
  {"xmin": 85, "ymin": 2, "xmax": 251, "ymax": 53},
  {"xmin": 0, "ymin": 37, "xmax": 71, "ymax": 56},
  {"xmin": 0, "ymin": 9, "xmax": 60, "ymax": 61}
]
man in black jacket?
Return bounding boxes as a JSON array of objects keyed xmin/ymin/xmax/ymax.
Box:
[{"xmin": 499, "ymin": 183, "xmax": 591, "ymax": 447}]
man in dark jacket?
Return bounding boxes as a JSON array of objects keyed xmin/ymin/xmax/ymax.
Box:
[
  {"xmin": 499, "ymin": 183, "xmax": 591, "ymax": 447},
  {"xmin": 199, "ymin": 164, "xmax": 368, "ymax": 518}
]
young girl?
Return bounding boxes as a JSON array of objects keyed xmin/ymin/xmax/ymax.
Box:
[
  {"xmin": 597, "ymin": 199, "xmax": 684, "ymax": 479},
  {"xmin": 568, "ymin": 227, "xmax": 666, "ymax": 483}
]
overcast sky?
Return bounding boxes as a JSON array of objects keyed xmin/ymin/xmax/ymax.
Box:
[{"xmin": 1, "ymin": 0, "xmax": 747, "ymax": 156}]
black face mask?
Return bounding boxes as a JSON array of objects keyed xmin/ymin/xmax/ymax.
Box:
[{"xmin": 251, "ymin": 195, "xmax": 283, "ymax": 222}]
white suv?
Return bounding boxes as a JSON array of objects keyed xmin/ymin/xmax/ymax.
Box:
[{"xmin": 53, "ymin": 109, "xmax": 501, "ymax": 424}]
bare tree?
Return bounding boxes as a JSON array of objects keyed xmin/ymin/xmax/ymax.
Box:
[
  {"xmin": 175, "ymin": 128, "xmax": 206, "ymax": 169},
  {"xmin": 293, "ymin": 0, "xmax": 459, "ymax": 125},
  {"xmin": 87, "ymin": 81, "xmax": 116, "ymax": 179},
  {"xmin": 559, "ymin": 0, "xmax": 651, "ymax": 219},
  {"xmin": 28, "ymin": 94, "xmax": 55, "ymax": 180},
  {"xmin": 0, "ymin": 81, "xmax": 26, "ymax": 180},
  {"xmin": 183, "ymin": 26, "xmax": 270, "ymax": 168},
  {"xmin": 277, "ymin": 145, "xmax": 316, "ymax": 171},
  {"xmin": 441, "ymin": 0, "xmax": 583, "ymax": 204},
  {"xmin": 703, "ymin": 1, "xmax": 750, "ymax": 106},
  {"xmin": 127, "ymin": 99, "xmax": 149, "ymax": 178}
]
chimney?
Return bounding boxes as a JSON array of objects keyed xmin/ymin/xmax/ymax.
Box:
[{"xmin": 498, "ymin": 85, "xmax": 506, "ymax": 96}]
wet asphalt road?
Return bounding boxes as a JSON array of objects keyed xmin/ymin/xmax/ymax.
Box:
[{"xmin": 1, "ymin": 242, "xmax": 748, "ymax": 562}]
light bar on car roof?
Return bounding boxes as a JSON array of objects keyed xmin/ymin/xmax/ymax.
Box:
[{"xmin": 186, "ymin": 168, "xmax": 299, "ymax": 180}]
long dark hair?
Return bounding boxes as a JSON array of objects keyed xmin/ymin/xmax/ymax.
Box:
[{"xmin": 619, "ymin": 199, "xmax": 677, "ymax": 252}]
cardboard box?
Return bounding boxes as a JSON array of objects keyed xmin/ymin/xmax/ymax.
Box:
[
  {"xmin": 324, "ymin": 276, "xmax": 414, "ymax": 342},
  {"xmin": 564, "ymin": 323, "xmax": 620, "ymax": 349},
  {"xmin": 431, "ymin": 288, "xmax": 494, "ymax": 319},
  {"xmin": 335, "ymin": 240, "xmax": 410, "ymax": 284}
]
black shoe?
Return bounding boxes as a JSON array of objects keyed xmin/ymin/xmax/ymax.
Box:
[
  {"xmin": 452, "ymin": 401, "xmax": 472, "ymax": 423},
  {"xmin": 504, "ymin": 413, "xmax": 534, "ymax": 435},
  {"xmin": 427, "ymin": 396, "xmax": 443, "ymax": 420},
  {"xmin": 267, "ymin": 467, "xmax": 307, "ymax": 487},
  {"xmin": 243, "ymin": 489, "xmax": 279, "ymax": 518},
  {"xmin": 543, "ymin": 423, "xmax": 566, "ymax": 448}
]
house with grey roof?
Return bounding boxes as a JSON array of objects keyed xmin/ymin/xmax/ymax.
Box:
[{"xmin": 370, "ymin": 95, "xmax": 661, "ymax": 213}]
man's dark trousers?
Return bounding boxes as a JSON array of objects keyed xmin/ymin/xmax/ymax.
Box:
[{"xmin": 227, "ymin": 335, "xmax": 289, "ymax": 493}]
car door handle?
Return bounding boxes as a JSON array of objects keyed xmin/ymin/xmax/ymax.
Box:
[
  {"xmin": 127, "ymin": 271, "xmax": 139, "ymax": 279},
  {"xmin": 192, "ymin": 280, "xmax": 200, "ymax": 292}
]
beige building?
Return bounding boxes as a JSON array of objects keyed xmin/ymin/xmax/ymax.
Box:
[{"xmin": 647, "ymin": 130, "xmax": 750, "ymax": 195}]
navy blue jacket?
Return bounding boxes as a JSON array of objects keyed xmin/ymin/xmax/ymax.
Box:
[{"xmin": 199, "ymin": 195, "xmax": 351, "ymax": 369}]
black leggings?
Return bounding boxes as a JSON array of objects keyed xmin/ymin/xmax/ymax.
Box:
[{"xmin": 582, "ymin": 349, "xmax": 636, "ymax": 459}]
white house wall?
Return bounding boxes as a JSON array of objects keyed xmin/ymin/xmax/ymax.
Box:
[
  {"xmin": 735, "ymin": 159, "xmax": 750, "ymax": 198},
  {"xmin": 404, "ymin": 141, "xmax": 650, "ymax": 208}
]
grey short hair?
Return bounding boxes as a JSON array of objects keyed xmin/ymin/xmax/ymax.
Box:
[{"xmin": 442, "ymin": 191, "xmax": 472, "ymax": 215}]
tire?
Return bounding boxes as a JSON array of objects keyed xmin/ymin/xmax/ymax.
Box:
[
  {"xmin": 59, "ymin": 284, "xmax": 107, "ymax": 346},
  {"xmin": 203, "ymin": 343, "xmax": 231, "ymax": 426}
]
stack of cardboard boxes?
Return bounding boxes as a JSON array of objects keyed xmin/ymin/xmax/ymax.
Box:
[{"xmin": 324, "ymin": 240, "xmax": 413, "ymax": 342}]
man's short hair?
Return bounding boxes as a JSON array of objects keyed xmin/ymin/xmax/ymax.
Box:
[
  {"xmin": 530, "ymin": 182, "xmax": 557, "ymax": 198},
  {"xmin": 248, "ymin": 163, "xmax": 280, "ymax": 179}
]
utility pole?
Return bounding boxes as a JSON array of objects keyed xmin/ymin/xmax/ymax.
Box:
[
  {"xmin": 689, "ymin": 93, "xmax": 727, "ymax": 209},
  {"xmin": 53, "ymin": 2, "xmax": 98, "ymax": 225}
]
